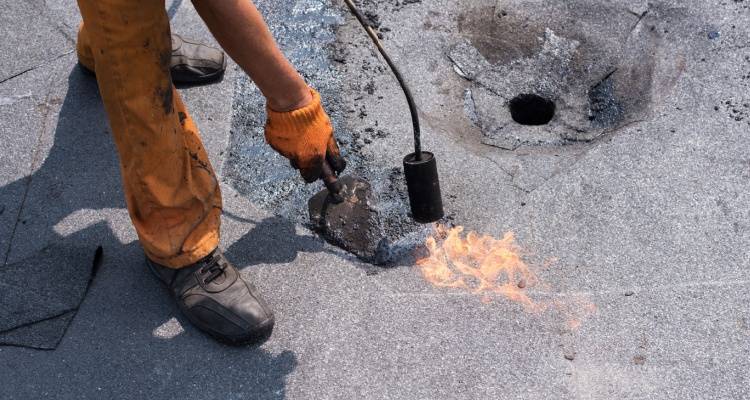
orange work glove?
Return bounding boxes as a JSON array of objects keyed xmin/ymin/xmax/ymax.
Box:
[{"xmin": 265, "ymin": 88, "xmax": 346, "ymax": 183}]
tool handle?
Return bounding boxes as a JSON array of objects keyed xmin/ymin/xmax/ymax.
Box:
[{"xmin": 321, "ymin": 161, "xmax": 344, "ymax": 203}]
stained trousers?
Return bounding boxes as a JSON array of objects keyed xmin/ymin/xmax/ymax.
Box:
[{"xmin": 76, "ymin": 0, "xmax": 222, "ymax": 268}]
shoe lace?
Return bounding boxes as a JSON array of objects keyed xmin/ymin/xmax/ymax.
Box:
[{"xmin": 199, "ymin": 254, "xmax": 227, "ymax": 284}]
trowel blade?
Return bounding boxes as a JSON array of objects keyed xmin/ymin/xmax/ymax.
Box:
[{"xmin": 308, "ymin": 175, "xmax": 385, "ymax": 262}]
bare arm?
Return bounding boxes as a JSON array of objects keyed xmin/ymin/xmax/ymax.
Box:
[{"xmin": 192, "ymin": 0, "xmax": 311, "ymax": 111}]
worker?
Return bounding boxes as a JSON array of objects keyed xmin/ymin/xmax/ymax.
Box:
[{"xmin": 76, "ymin": 0, "xmax": 346, "ymax": 344}]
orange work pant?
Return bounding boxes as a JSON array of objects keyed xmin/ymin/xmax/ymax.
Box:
[{"xmin": 76, "ymin": 0, "xmax": 222, "ymax": 268}]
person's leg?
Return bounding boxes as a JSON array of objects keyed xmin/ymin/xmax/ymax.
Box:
[
  {"xmin": 75, "ymin": 0, "xmax": 274, "ymax": 344},
  {"xmin": 75, "ymin": 0, "xmax": 221, "ymax": 268}
]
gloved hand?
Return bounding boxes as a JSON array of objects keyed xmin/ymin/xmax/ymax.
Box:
[{"xmin": 265, "ymin": 88, "xmax": 346, "ymax": 182}]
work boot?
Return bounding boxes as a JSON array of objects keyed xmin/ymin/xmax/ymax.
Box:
[
  {"xmin": 169, "ymin": 34, "xmax": 227, "ymax": 84},
  {"xmin": 79, "ymin": 34, "xmax": 227, "ymax": 85},
  {"xmin": 146, "ymin": 249, "xmax": 274, "ymax": 345}
]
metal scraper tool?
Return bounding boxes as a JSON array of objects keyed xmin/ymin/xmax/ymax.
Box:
[{"xmin": 307, "ymin": 161, "xmax": 385, "ymax": 263}]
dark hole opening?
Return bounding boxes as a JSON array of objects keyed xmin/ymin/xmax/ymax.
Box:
[{"xmin": 509, "ymin": 94, "xmax": 556, "ymax": 126}]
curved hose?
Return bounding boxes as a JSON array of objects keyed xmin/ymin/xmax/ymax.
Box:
[{"xmin": 342, "ymin": 0, "xmax": 422, "ymax": 160}]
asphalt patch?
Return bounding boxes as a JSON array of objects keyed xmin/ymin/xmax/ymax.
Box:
[
  {"xmin": 450, "ymin": 0, "xmax": 700, "ymax": 147},
  {"xmin": 0, "ymin": 244, "xmax": 101, "ymax": 349}
]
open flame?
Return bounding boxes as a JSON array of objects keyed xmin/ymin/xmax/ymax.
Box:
[
  {"xmin": 417, "ymin": 225, "xmax": 596, "ymax": 327},
  {"xmin": 417, "ymin": 225, "xmax": 542, "ymax": 312}
]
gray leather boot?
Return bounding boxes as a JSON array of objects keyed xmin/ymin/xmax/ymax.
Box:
[
  {"xmin": 169, "ymin": 33, "xmax": 227, "ymax": 84},
  {"xmin": 147, "ymin": 249, "xmax": 274, "ymax": 345},
  {"xmin": 79, "ymin": 33, "xmax": 227, "ymax": 85}
]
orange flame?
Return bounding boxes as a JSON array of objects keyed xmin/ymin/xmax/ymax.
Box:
[
  {"xmin": 417, "ymin": 225, "xmax": 596, "ymax": 327},
  {"xmin": 417, "ymin": 225, "xmax": 542, "ymax": 312}
]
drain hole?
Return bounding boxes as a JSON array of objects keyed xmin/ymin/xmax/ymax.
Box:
[{"xmin": 509, "ymin": 94, "xmax": 556, "ymax": 125}]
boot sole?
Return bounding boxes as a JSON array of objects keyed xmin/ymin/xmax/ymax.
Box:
[
  {"xmin": 178, "ymin": 301, "xmax": 275, "ymax": 347},
  {"xmin": 174, "ymin": 278, "xmax": 275, "ymax": 346},
  {"xmin": 171, "ymin": 66, "xmax": 226, "ymax": 86},
  {"xmin": 79, "ymin": 61, "xmax": 226, "ymax": 86}
]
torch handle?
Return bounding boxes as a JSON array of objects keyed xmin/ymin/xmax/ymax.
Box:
[{"xmin": 321, "ymin": 160, "xmax": 344, "ymax": 203}]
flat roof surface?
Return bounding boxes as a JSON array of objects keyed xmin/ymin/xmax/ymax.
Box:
[{"xmin": 1, "ymin": 0, "xmax": 748, "ymax": 398}]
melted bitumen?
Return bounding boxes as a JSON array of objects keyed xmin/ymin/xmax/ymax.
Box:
[
  {"xmin": 307, "ymin": 175, "xmax": 385, "ymax": 263},
  {"xmin": 588, "ymin": 73, "xmax": 625, "ymax": 127}
]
